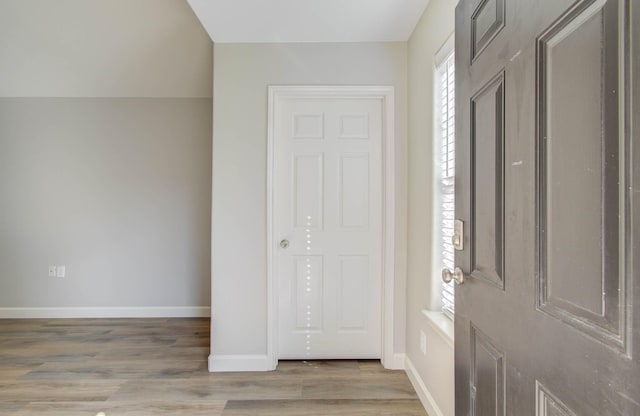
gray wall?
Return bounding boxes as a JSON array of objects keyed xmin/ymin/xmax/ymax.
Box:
[
  {"xmin": 211, "ymin": 42, "xmax": 408, "ymax": 357},
  {"xmin": 0, "ymin": 0, "xmax": 213, "ymax": 311},
  {"xmin": 0, "ymin": 0, "xmax": 212, "ymax": 98}
]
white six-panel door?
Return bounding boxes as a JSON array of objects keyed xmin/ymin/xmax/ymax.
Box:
[{"xmin": 274, "ymin": 95, "xmax": 383, "ymax": 359}]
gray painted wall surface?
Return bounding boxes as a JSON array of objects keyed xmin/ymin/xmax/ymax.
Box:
[
  {"xmin": 211, "ymin": 42, "xmax": 408, "ymax": 355},
  {"xmin": 0, "ymin": 0, "xmax": 213, "ymax": 309},
  {"xmin": 0, "ymin": 99, "xmax": 212, "ymax": 307},
  {"xmin": 0, "ymin": 0, "xmax": 212, "ymax": 98}
]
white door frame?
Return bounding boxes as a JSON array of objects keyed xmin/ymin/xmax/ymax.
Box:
[{"xmin": 266, "ymin": 85, "xmax": 401, "ymax": 369}]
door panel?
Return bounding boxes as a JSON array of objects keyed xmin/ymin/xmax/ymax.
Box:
[
  {"xmin": 470, "ymin": 324, "xmax": 505, "ymax": 416},
  {"xmin": 470, "ymin": 71, "xmax": 505, "ymax": 288},
  {"xmin": 293, "ymin": 113, "xmax": 324, "ymax": 139},
  {"xmin": 293, "ymin": 153, "xmax": 324, "ymax": 230},
  {"xmin": 275, "ymin": 97, "xmax": 382, "ymax": 359},
  {"xmin": 455, "ymin": 0, "xmax": 638, "ymax": 414},
  {"xmin": 337, "ymin": 255, "xmax": 369, "ymax": 331},
  {"xmin": 471, "ymin": 0, "xmax": 506, "ymax": 61},
  {"xmin": 536, "ymin": 382, "xmax": 576, "ymax": 416},
  {"xmin": 537, "ymin": 0, "xmax": 626, "ymax": 350},
  {"xmin": 339, "ymin": 154, "xmax": 370, "ymax": 230},
  {"xmin": 293, "ymin": 255, "xmax": 324, "ymax": 331}
]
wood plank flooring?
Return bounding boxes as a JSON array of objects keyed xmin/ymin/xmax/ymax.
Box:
[{"xmin": 0, "ymin": 318, "xmax": 427, "ymax": 415}]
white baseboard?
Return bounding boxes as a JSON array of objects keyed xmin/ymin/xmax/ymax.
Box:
[
  {"xmin": 383, "ymin": 352, "xmax": 406, "ymax": 370},
  {"xmin": 208, "ymin": 354, "xmax": 275, "ymax": 372},
  {"xmin": 0, "ymin": 306, "xmax": 211, "ymax": 319},
  {"xmin": 405, "ymin": 356, "xmax": 446, "ymax": 416}
]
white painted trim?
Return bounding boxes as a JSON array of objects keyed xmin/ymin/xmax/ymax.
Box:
[
  {"xmin": 208, "ymin": 354, "xmax": 273, "ymax": 372},
  {"xmin": 0, "ymin": 307, "xmax": 210, "ymax": 319},
  {"xmin": 405, "ymin": 356, "xmax": 446, "ymax": 416},
  {"xmin": 387, "ymin": 353, "xmax": 407, "ymax": 370},
  {"xmin": 434, "ymin": 32, "xmax": 455, "ymax": 66},
  {"xmin": 381, "ymin": 86, "xmax": 397, "ymax": 370},
  {"xmin": 267, "ymin": 85, "xmax": 278, "ymax": 371},
  {"xmin": 422, "ymin": 309, "xmax": 455, "ymax": 348},
  {"xmin": 266, "ymin": 85, "xmax": 400, "ymax": 370}
]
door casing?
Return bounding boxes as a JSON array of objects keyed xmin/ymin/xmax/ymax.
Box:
[{"xmin": 266, "ymin": 85, "xmax": 401, "ymax": 370}]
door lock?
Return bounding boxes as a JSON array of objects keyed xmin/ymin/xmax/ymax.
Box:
[
  {"xmin": 280, "ymin": 239, "xmax": 290, "ymax": 249},
  {"xmin": 452, "ymin": 219, "xmax": 464, "ymax": 250}
]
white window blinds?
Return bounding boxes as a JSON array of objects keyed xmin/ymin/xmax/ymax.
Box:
[{"xmin": 437, "ymin": 51, "xmax": 456, "ymax": 318}]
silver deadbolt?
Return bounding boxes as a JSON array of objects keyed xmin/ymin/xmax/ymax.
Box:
[
  {"xmin": 280, "ymin": 239, "xmax": 290, "ymax": 249},
  {"xmin": 442, "ymin": 267, "xmax": 465, "ymax": 285},
  {"xmin": 452, "ymin": 219, "xmax": 464, "ymax": 251}
]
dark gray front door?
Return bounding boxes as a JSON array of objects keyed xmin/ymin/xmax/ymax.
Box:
[{"xmin": 454, "ymin": 0, "xmax": 639, "ymax": 414}]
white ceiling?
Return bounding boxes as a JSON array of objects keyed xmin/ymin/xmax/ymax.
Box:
[{"xmin": 187, "ymin": 0, "xmax": 431, "ymax": 43}]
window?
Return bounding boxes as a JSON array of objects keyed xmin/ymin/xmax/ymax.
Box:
[{"xmin": 436, "ymin": 46, "xmax": 455, "ymax": 318}]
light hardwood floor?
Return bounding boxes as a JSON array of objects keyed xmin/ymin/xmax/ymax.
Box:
[{"xmin": 0, "ymin": 318, "xmax": 427, "ymax": 415}]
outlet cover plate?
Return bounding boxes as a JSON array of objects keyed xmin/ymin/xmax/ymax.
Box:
[{"xmin": 56, "ymin": 265, "xmax": 66, "ymax": 278}]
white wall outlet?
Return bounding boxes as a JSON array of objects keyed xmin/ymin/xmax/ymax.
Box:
[
  {"xmin": 48, "ymin": 266, "xmax": 57, "ymax": 277},
  {"xmin": 56, "ymin": 265, "xmax": 66, "ymax": 278},
  {"xmin": 420, "ymin": 330, "xmax": 427, "ymax": 355}
]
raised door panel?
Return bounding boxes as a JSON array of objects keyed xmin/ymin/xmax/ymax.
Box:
[
  {"xmin": 293, "ymin": 255, "xmax": 324, "ymax": 332},
  {"xmin": 536, "ymin": 382, "xmax": 577, "ymax": 416},
  {"xmin": 339, "ymin": 154, "xmax": 370, "ymax": 230},
  {"xmin": 293, "ymin": 154, "xmax": 324, "ymax": 231},
  {"xmin": 470, "ymin": 324, "xmax": 505, "ymax": 416},
  {"xmin": 292, "ymin": 113, "xmax": 324, "ymax": 140},
  {"xmin": 470, "ymin": 72, "xmax": 505, "ymax": 288},
  {"xmin": 536, "ymin": 0, "xmax": 628, "ymax": 351},
  {"xmin": 338, "ymin": 114, "xmax": 370, "ymax": 140},
  {"xmin": 471, "ymin": 0, "xmax": 505, "ymax": 61},
  {"xmin": 337, "ymin": 256, "xmax": 369, "ymax": 331}
]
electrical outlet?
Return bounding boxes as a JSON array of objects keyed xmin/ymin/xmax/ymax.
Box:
[
  {"xmin": 48, "ymin": 266, "xmax": 57, "ymax": 277},
  {"xmin": 56, "ymin": 265, "xmax": 66, "ymax": 278},
  {"xmin": 420, "ymin": 330, "xmax": 427, "ymax": 355}
]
